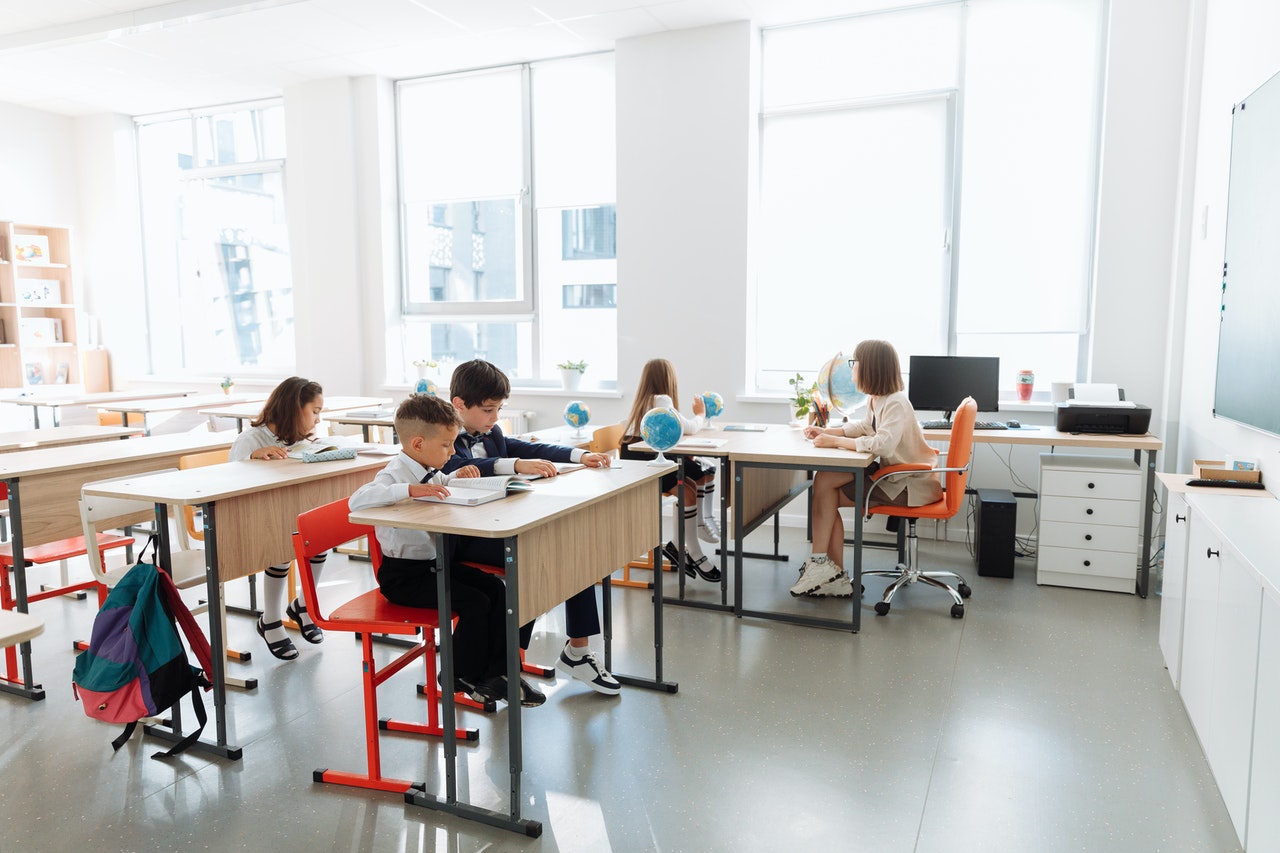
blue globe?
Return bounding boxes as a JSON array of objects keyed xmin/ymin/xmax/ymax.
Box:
[
  {"xmin": 640, "ymin": 406, "xmax": 683, "ymax": 454},
  {"xmin": 414, "ymin": 378, "xmax": 438, "ymax": 397},
  {"xmin": 563, "ymin": 400, "xmax": 591, "ymax": 430},
  {"xmin": 817, "ymin": 351, "xmax": 867, "ymax": 414},
  {"xmin": 701, "ymin": 392, "xmax": 724, "ymax": 420}
]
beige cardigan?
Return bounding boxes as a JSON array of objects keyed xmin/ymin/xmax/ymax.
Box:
[{"xmin": 841, "ymin": 391, "xmax": 943, "ymax": 506}]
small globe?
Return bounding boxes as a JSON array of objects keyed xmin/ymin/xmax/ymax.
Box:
[
  {"xmin": 702, "ymin": 391, "xmax": 724, "ymax": 420},
  {"xmin": 817, "ymin": 351, "xmax": 867, "ymax": 414},
  {"xmin": 414, "ymin": 378, "xmax": 438, "ymax": 397},
  {"xmin": 563, "ymin": 400, "xmax": 591, "ymax": 430},
  {"xmin": 640, "ymin": 406, "xmax": 683, "ymax": 453}
]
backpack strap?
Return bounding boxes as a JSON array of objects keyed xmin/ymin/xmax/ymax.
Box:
[
  {"xmin": 156, "ymin": 563, "xmax": 214, "ymax": 682},
  {"xmin": 150, "ymin": 685, "xmax": 208, "ymax": 760}
]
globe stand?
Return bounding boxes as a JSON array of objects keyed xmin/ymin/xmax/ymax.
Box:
[{"xmin": 648, "ymin": 451, "xmax": 669, "ymax": 467}]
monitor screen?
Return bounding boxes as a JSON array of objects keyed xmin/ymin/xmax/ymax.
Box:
[{"xmin": 907, "ymin": 355, "xmax": 1000, "ymax": 415}]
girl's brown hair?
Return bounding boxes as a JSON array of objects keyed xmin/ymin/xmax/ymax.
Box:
[
  {"xmin": 251, "ymin": 376, "xmax": 323, "ymax": 445},
  {"xmin": 853, "ymin": 340, "xmax": 904, "ymax": 397},
  {"xmin": 623, "ymin": 358, "xmax": 680, "ymax": 436}
]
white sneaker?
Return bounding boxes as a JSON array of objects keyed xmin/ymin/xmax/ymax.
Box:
[
  {"xmin": 789, "ymin": 555, "xmax": 841, "ymax": 596},
  {"xmin": 697, "ymin": 518, "xmax": 720, "ymax": 544},
  {"xmin": 809, "ymin": 571, "xmax": 855, "ymax": 598},
  {"xmin": 556, "ymin": 643, "xmax": 621, "ymax": 695}
]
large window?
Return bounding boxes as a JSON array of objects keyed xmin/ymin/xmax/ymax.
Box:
[
  {"xmin": 396, "ymin": 53, "xmax": 617, "ymax": 385},
  {"xmin": 758, "ymin": 0, "xmax": 1106, "ymax": 397},
  {"xmin": 137, "ymin": 101, "xmax": 292, "ymax": 375}
]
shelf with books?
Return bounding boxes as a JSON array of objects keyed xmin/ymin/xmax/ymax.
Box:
[{"xmin": 0, "ymin": 223, "xmax": 80, "ymax": 390}]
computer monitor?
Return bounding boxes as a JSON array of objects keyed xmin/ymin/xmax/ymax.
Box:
[{"xmin": 907, "ymin": 355, "xmax": 1000, "ymax": 418}]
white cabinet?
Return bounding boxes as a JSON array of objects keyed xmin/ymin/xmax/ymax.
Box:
[
  {"xmin": 1037, "ymin": 455, "xmax": 1140, "ymax": 593},
  {"xmin": 1179, "ymin": 518, "xmax": 1221, "ymax": 750},
  {"xmin": 1248, "ymin": 588, "xmax": 1280, "ymax": 851},
  {"xmin": 1159, "ymin": 490, "xmax": 1191, "ymax": 687}
]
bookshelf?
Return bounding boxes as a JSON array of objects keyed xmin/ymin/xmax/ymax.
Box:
[{"xmin": 0, "ymin": 222, "xmax": 80, "ymax": 390}]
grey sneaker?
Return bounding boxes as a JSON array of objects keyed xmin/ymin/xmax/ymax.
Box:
[{"xmin": 789, "ymin": 555, "xmax": 841, "ymax": 596}]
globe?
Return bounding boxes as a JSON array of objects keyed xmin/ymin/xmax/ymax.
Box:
[
  {"xmin": 701, "ymin": 391, "xmax": 724, "ymax": 421},
  {"xmin": 817, "ymin": 351, "xmax": 867, "ymax": 415},
  {"xmin": 563, "ymin": 400, "xmax": 591, "ymax": 436},
  {"xmin": 414, "ymin": 378, "xmax": 438, "ymax": 397},
  {"xmin": 640, "ymin": 406, "xmax": 683, "ymax": 464}
]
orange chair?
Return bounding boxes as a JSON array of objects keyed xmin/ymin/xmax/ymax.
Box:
[
  {"xmin": 864, "ymin": 396, "xmax": 977, "ymax": 618},
  {"xmin": 293, "ymin": 497, "xmax": 477, "ymax": 794}
]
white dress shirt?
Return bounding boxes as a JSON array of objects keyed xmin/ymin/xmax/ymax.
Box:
[{"xmin": 349, "ymin": 451, "xmax": 459, "ymax": 560}]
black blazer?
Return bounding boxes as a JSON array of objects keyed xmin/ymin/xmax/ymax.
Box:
[{"xmin": 443, "ymin": 425, "xmax": 575, "ymax": 476}]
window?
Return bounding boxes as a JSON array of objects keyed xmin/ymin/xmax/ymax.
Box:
[
  {"xmin": 757, "ymin": 0, "xmax": 1105, "ymax": 398},
  {"xmin": 136, "ymin": 100, "xmax": 292, "ymax": 374},
  {"xmin": 396, "ymin": 53, "xmax": 617, "ymax": 385}
]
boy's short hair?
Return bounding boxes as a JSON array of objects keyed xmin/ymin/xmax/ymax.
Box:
[
  {"xmin": 395, "ymin": 393, "xmax": 462, "ymax": 440},
  {"xmin": 449, "ymin": 359, "xmax": 510, "ymax": 408}
]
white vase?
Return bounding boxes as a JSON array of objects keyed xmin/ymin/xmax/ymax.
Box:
[{"xmin": 560, "ymin": 369, "xmax": 582, "ymax": 391}]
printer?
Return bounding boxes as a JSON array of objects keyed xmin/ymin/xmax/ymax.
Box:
[{"xmin": 1054, "ymin": 385, "xmax": 1151, "ymax": 434}]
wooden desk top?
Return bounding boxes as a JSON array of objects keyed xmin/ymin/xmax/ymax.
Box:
[
  {"xmin": 98, "ymin": 393, "xmax": 266, "ymax": 414},
  {"xmin": 200, "ymin": 395, "xmax": 393, "ymax": 420},
  {"xmin": 0, "ymin": 425, "xmax": 143, "ymax": 451},
  {"xmin": 0, "ymin": 431, "xmax": 235, "ymax": 479},
  {"xmin": 4, "ymin": 389, "xmax": 198, "ymax": 408},
  {"xmin": 630, "ymin": 423, "xmax": 791, "ymax": 457},
  {"xmin": 350, "ymin": 462, "xmax": 673, "ymax": 539},
  {"xmin": 1156, "ymin": 471, "xmax": 1273, "ymax": 499},
  {"xmin": 0, "ymin": 610, "xmax": 44, "ymax": 648},
  {"xmin": 924, "ymin": 425, "xmax": 1163, "ymax": 452},
  {"xmin": 722, "ymin": 425, "xmax": 876, "ymax": 468}
]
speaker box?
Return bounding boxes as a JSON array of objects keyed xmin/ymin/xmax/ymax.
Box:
[{"xmin": 975, "ymin": 488, "xmax": 1017, "ymax": 578}]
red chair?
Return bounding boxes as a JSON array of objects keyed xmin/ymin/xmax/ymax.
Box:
[
  {"xmin": 864, "ymin": 396, "xmax": 977, "ymax": 618},
  {"xmin": 292, "ymin": 498, "xmax": 477, "ymax": 795}
]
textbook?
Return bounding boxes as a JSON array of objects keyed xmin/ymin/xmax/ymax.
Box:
[
  {"xmin": 515, "ymin": 461, "xmax": 586, "ymax": 480},
  {"xmin": 414, "ymin": 475, "xmax": 533, "ymax": 506}
]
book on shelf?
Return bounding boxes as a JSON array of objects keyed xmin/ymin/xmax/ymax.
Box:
[
  {"xmin": 415, "ymin": 475, "xmax": 533, "ymax": 506},
  {"xmin": 515, "ymin": 461, "xmax": 586, "ymax": 480}
]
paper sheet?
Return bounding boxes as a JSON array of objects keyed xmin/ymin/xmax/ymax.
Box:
[{"xmin": 1072, "ymin": 383, "xmax": 1121, "ymax": 403}]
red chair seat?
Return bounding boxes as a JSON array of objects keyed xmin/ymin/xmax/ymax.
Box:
[
  {"xmin": 330, "ymin": 590, "xmax": 442, "ymax": 634},
  {"xmin": 0, "ymin": 532, "xmax": 135, "ymax": 567}
]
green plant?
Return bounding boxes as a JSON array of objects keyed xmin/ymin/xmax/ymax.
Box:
[
  {"xmin": 411, "ymin": 358, "xmax": 438, "ymax": 369},
  {"xmin": 788, "ymin": 373, "xmax": 817, "ymax": 417},
  {"xmin": 557, "ymin": 359, "xmax": 588, "ymax": 373},
  {"xmin": 219, "ymin": 375, "xmax": 234, "ymax": 391}
]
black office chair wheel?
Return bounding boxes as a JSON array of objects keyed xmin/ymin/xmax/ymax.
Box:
[
  {"xmin": 874, "ymin": 601, "xmax": 891, "ymax": 616},
  {"xmin": 951, "ymin": 603, "xmax": 965, "ymax": 619},
  {"xmin": 958, "ymin": 583, "xmax": 972, "ymax": 598}
]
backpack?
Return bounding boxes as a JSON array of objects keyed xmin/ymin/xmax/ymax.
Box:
[{"xmin": 72, "ymin": 536, "xmax": 214, "ymax": 759}]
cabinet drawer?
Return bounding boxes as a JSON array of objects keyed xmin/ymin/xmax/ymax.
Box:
[
  {"xmin": 1037, "ymin": 545, "xmax": 1135, "ymax": 580},
  {"xmin": 1039, "ymin": 520, "xmax": 1138, "ymax": 553},
  {"xmin": 1041, "ymin": 469, "xmax": 1138, "ymax": 501},
  {"xmin": 1040, "ymin": 495, "xmax": 1139, "ymax": 528}
]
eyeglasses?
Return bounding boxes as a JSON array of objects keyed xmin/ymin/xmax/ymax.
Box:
[{"xmin": 847, "ymin": 358, "xmax": 858, "ymax": 369}]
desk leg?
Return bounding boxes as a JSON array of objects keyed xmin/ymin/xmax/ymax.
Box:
[
  {"xmin": 1137, "ymin": 448, "xmax": 1157, "ymax": 598},
  {"xmin": 851, "ymin": 468, "xmax": 863, "ymax": 634},
  {"xmin": 613, "ymin": 486, "xmax": 678, "ymax": 693},
  {"xmin": 0, "ymin": 480, "xmax": 46, "ymax": 701},
  {"xmin": 664, "ymin": 458, "xmax": 733, "ymax": 614}
]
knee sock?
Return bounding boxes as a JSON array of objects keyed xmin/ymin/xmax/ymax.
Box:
[
  {"xmin": 296, "ymin": 552, "xmax": 326, "ymax": 629},
  {"xmin": 697, "ymin": 480, "xmax": 716, "ymax": 524},
  {"xmin": 683, "ymin": 507, "xmax": 706, "ymax": 561},
  {"xmin": 261, "ymin": 562, "xmax": 291, "ymax": 643}
]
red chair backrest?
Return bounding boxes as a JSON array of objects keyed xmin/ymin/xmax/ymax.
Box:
[
  {"xmin": 940, "ymin": 396, "xmax": 977, "ymax": 515},
  {"xmin": 293, "ymin": 498, "xmax": 381, "ymax": 630}
]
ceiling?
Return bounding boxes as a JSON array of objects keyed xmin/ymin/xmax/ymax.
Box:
[{"xmin": 0, "ymin": 0, "xmax": 912, "ymax": 117}]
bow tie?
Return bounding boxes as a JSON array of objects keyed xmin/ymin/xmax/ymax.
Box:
[{"xmin": 462, "ymin": 432, "xmax": 488, "ymax": 448}]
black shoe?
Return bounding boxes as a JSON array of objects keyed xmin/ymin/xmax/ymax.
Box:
[
  {"xmin": 286, "ymin": 598, "xmax": 323, "ymax": 644},
  {"xmin": 438, "ymin": 672, "xmax": 486, "ymax": 704},
  {"xmin": 256, "ymin": 617, "xmax": 298, "ymax": 661},
  {"xmin": 662, "ymin": 541, "xmax": 683, "ymax": 571},
  {"xmin": 688, "ymin": 555, "xmax": 722, "ymax": 583},
  {"xmin": 476, "ymin": 675, "xmax": 547, "ymax": 707}
]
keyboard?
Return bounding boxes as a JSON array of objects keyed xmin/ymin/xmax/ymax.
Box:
[
  {"xmin": 1185, "ymin": 478, "xmax": 1266, "ymax": 490},
  {"xmin": 920, "ymin": 420, "xmax": 1008, "ymax": 430}
]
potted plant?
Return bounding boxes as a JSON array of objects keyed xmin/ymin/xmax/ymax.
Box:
[
  {"xmin": 788, "ymin": 373, "xmax": 817, "ymax": 424},
  {"xmin": 220, "ymin": 375, "xmax": 235, "ymax": 396},
  {"xmin": 557, "ymin": 359, "xmax": 587, "ymax": 391}
]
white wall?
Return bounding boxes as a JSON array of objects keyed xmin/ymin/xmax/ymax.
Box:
[
  {"xmin": 0, "ymin": 102, "xmax": 78, "ymax": 226},
  {"xmin": 1173, "ymin": 0, "xmax": 1280, "ymax": 473}
]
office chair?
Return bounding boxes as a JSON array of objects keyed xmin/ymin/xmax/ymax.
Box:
[
  {"xmin": 293, "ymin": 497, "xmax": 478, "ymax": 795},
  {"xmin": 864, "ymin": 396, "xmax": 976, "ymax": 618}
]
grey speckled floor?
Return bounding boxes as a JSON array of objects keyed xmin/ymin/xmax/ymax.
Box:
[{"xmin": 0, "ymin": 521, "xmax": 1241, "ymax": 853}]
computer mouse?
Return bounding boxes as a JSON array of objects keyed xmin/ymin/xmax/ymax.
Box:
[{"xmin": 1005, "ymin": 419, "xmax": 1021, "ymax": 429}]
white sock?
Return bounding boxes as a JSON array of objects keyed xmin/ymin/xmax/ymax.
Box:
[
  {"xmin": 261, "ymin": 563, "xmax": 291, "ymax": 642},
  {"xmin": 565, "ymin": 642, "xmax": 587, "ymax": 660},
  {"xmin": 683, "ymin": 510, "xmax": 706, "ymax": 560},
  {"xmin": 697, "ymin": 481, "xmax": 715, "ymax": 523}
]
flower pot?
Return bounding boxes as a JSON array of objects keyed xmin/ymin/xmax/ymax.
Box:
[{"xmin": 560, "ymin": 369, "xmax": 582, "ymax": 391}]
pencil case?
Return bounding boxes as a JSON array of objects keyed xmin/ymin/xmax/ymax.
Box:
[{"xmin": 295, "ymin": 447, "xmax": 357, "ymax": 463}]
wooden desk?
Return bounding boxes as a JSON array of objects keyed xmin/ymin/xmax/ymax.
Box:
[
  {"xmin": 0, "ymin": 431, "xmax": 236, "ymax": 701},
  {"xmin": 925, "ymin": 425, "xmax": 1164, "ymax": 596},
  {"xmin": 727, "ymin": 427, "xmax": 875, "ymax": 632},
  {"xmin": 6, "ymin": 389, "xmax": 199, "ymax": 428},
  {"xmin": 98, "ymin": 393, "xmax": 266, "ymax": 435},
  {"xmin": 200, "ymin": 396, "xmax": 393, "ymax": 433},
  {"xmin": 349, "ymin": 462, "xmax": 677, "ymax": 836},
  {"xmin": 0, "ymin": 425, "xmax": 143, "ymax": 451},
  {"xmin": 0, "ymin": 610, "xmax": 43, "ymax": 648},
  {"xmin": 81, "ymin": 455, "xmax": 390, "ymax": 758}
]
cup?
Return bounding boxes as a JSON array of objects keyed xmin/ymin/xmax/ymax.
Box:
[{"xmin": 1016, "ymin": 370, "xmax": 1035, "ymax": 402}]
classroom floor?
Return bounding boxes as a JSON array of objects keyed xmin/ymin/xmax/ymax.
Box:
[{"xmin": 0, "ymin": 521, "xmax": 1241, "ymax": 853}]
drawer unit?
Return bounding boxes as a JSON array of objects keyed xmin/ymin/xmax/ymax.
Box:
[{"xmin": 1037, "ymin": 454, "xmax": 1140, "ymax": 593}]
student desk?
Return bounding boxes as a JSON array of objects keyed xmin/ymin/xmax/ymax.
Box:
[
  {"xmin": 0, "ymin": 609, "xmax": 44, "ymax": 648},
  {"xmin": 349, "ymin": 462, "xmax": 678, "ymax": 837},
  {"xmin": 80, "ymin": 455, "xmax": 390, "ymax": 759},
  {"xmin": 0, "ymin": 431, "xmax": 237, "ymax": 701},
  {"xmin": 923, "ymin": 425, "xmax": 1163, "ymax": 597},
  {"xmin": 199, "ymin": 396, "xmax": 393, "ymax": 433},
  {"xmin": 4, "ymin": 389, "xmax": 199, "ymax": 428},
  {"xmin": 97, "ymin": 393, "xmax": 266, "ymax": 435},
  {"xmin": 726, "ymin": 428, "xmax": 875, "ymax": 632},
  {"xmin": 0, "ymin": 424, "xmax": 143, "ymax": 451}
]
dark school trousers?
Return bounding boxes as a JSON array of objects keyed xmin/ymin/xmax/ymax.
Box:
[
  {"xmin": 376, "ymin": 555, "xmax": 506, "ymax": 683},
  {"xmin": 452, "ymin": 535, "xmax": 601, "ymax": 649}
]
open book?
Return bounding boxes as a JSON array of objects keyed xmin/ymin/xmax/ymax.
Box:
[
  {"xmin": 514, "ymin": 461, "xmax": 586, "ymax": 480},
  {"xmin": 414, "ymin": 475, "xmax": 533, "ymax": 506}
]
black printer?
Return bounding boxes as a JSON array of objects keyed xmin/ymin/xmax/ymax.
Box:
[{"xmin": 1055, "ymin": 403, "xmax": 1152, "ymax": 434}]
